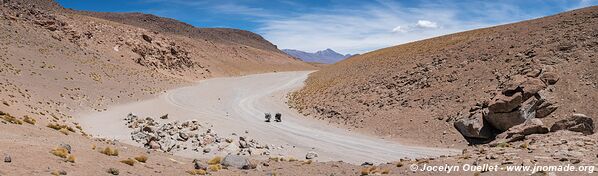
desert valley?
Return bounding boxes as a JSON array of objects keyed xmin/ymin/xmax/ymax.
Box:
[{"xmin": 0, "ymin": 0, "xmax": 597, "ymax": 175}]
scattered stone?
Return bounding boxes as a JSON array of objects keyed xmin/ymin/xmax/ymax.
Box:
[
  {"xmin": 550, "ymin": 114, "xmax": 594, "ymax": 135},
  {"xmin": 193, "ymin": 159, "xmax": 207, "ymax": 170},
  {"xmin": 141, "ymin": 34, "xmax": 152, "ymax": 43},
  {"xmin": 305, "ymin": 151, "xmax": 318, "ymax": 159},
  {"xmin": 221, "ymin": 154, "xmax": 250, "ymax": 169},
  {"xmin": 4, "ymin": 155, "xmax": 11, "ymax": 163},
  {"xmin": 60, "ymin": 143, "xmax": 72, "ymax": 154},
  {"xmin": 361, "ymin": 162, "xmax": 373, "ymax": 166},
  {"xmin": 160, "ymin": 114, "xmax": 168, "ymax": 119}
]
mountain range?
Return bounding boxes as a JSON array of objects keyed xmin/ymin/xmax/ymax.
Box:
[{"xmin": 282, "ymin": 49, "xmax": 354, "ymax": 64}]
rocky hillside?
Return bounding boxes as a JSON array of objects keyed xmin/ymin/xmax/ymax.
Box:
[{"xmin": 290, "ymin": 6, "xmax": 598, "ymax": 147}]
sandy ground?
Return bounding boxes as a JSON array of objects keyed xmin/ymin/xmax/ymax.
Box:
[{"xmin": 78, "ymin": 71, "xmax": 459, "ymax": 164}]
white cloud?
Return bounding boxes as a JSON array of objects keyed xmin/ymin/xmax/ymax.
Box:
[
  {"xmin": 391, "ymin": 26, "xmax": 406, "ymax": 33},
  {"xmin": 415, "ymin": 20, "xmax": 438, "ymax": 28},
  {"xmin": 258, "ymin": 2, "xmax": 491, "ymax": 54}
]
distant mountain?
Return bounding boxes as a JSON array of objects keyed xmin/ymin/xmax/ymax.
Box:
[{"xmin": 282, "ymin": 49, "xmax": 353, "ymax": 64}]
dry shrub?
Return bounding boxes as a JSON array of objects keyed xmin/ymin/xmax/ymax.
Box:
[
  {"xmin": 287, "ymin": 157, "xmax": 298, "ymax": 162},
  {"xmin": 120, "ymin": 158, "xmax": 136, "ymax": 166},
  {"xmin": 1, "ymin": 113, "xmax": 23, "ymax": 125},
  {"xmin": 66, "ymin": 155, "xmax": 76, "ymax": 163},
  {"xmin": 302, "ymin": 160, "xmax": 313, "ymax": 165},
  {"xmin": 59, "ymin": 128, "xmax": 70, "ymax": 135},
  {"xmin": 208, "ymin": 164, "xmax": 221, "ymax": 172},
  {"xmin": 269, "ymin": 156, "xmax": 280, "ymax": 162},
  {"xmin": 107, "ymin": 168, "xmax": 119, "ymax": 175},
  {"xmin": 23, "ymin": 115, "xmax": 36, "ymax": 125},
  {"xmin": 381, "ymin": 168, "xmax": 391, "ymax": 174},
  {"xmin": 47, "ymin": 123, "xmax": 75, "ymax": 132},
  {"xmin": 207, "ymin": 156, "xmax": 221, "ymax": 165},
  {"xmin": 100, "ymin": 147, "xmax": 119, "ymax": 156},
  {"xmin": 134, "ymin": 155, "xmax": 148, "ymax": 163},
  {"xmin": 186, "ymin": 169, "xmax": 207, "ymax": 175},
  {"xmin": 51, "ymin": 148, "xmax": 69, "ymax": 158}
]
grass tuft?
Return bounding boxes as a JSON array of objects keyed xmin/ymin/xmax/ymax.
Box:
[
  {"xmin": 208, "ymin": 164, "xmax": 221, "ymax": 172},
  {"xmin": 50, "ymin": 147, "xmax": 69, "ymax": 158},
  {"xmin": 0, "ymin": 113, "xmax": 23, "ymax": 125},
  {"xmin": 207, "ymin": 156, "xmax": 221, "ymax": 165},
  {"xmin": 107, "ymin": 168, "xmax": 119, "ymax": 175},
  {"xmin": 100, "ymin": 147, "xmax": 119, "ymax": 156},
  {"xmin": 120, "ymin": 158, "xmax": 136, "ymax": 166},
  {"xmin": 186, "ymin": 169, "xmax": 207, "ymax": 175},
  {"xmin": 134, "ymin": 155, "xmax": 148, "ymax": 163},
  {"xmin": 66, "ymin": 155, "xmax": 76, "ymax": 163},
  {"xmin": 23, "ymin": 115, "xmax": 36, "ymax": 125}
]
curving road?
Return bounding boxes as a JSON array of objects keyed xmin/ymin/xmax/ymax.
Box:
[{"xmin": 79, "ymin": 71, "xmax": 458, "ymax": 164}]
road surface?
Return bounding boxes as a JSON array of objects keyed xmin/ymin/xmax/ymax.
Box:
[{"xmin": 78, "ymin": 71, "xmax": 458, "ymax": 164}]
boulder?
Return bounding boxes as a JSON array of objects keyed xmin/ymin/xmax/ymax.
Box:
[
  {"xmin": 305, "ymin": 151, "xmax": 318, "ymax": 159},
  {"xmin": 454, "ymin": 109, "xmax": 495, "ymax": 139},
  {"xmin": 550, "ymin": 114, "xmax": 594, "ymax": 135},
  {"xmin": 486, "ymin": 96, "xmax": 540, "ymax": 131},
  {"xmin": 488, "ymin": 92, "xmax": 523, "ymax": 113},
  {"xmin": 494, "ymin": 118, "xmax": 549, "ymax": 143},
  {"xmin": 4, "ymin": 155, "xmax": 10, "ymax": 163},
  {"xmin": 535, "ymin": 90, "xmax": 558, "ymax": 118},
  {"xmin": 519, "ymin": 78, "xmax": 546, "ymax": 99},
  {"xmin": 221, "ymin": 154, "xmax": 250, "ymax": 169}
]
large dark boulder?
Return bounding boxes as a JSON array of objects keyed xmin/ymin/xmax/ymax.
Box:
[{"xmin": 550, "ymin": 114, "xmax": 594, "ymax": 135}]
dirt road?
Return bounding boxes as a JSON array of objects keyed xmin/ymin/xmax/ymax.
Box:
[{"xmin": 78, "ymin": 71, "xmax": 458, "ymax": 164}]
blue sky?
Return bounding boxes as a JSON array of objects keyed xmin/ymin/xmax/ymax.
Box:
[{"xmin": 57, "ymin": 0, "xmax": 597, "ymax": 54}]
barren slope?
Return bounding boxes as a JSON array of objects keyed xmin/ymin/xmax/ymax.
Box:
[{"xmin": 290, "ymin": 6, "xmax": 598, "ymax": 147}]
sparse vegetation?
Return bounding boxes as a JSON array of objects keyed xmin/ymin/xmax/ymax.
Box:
[
  {"xmin": 396, "ymin": 162, "xmax": 403, "ymax": 167},
  {"xmin": 0, "ymin": 113, "xmax": 23, "ymax": 125},
  {"xmin": 100, "ymin": 147, "xmax": 119, "ymax": 156},
  {"xmin": 46, "ymin": 123, "xmax": 75, "ymax": 132},
  {"xmin": 134, "ymin": 155, "xmax": 148, "ymax": 163},
  {"xmin": 59, "ymin": 128, "xmax": 70, "ymax": 135},
  {"xmin": 66, "ymin": 155, "xmax": 76, "ymax": 163},
  {"xmin": 495, "ymin": 142, "xmax": 512, "ymax": 148},
  {"xmin": 186, "ymin": 169, "xmax": 207, "ymax": 175},
  {"xmin": 23, "ymin": 115, "xmax": 36, "ymax": 125},
  {"xmin": 120, "ymin": 158, "xmax": 136, "ymax": 166},
  {"xmin": 208, "ymin": 164, "xmax": 221, "ymax": 172},
  {"xmin": 107, "ymin": 168, "xmax": 119, "ymax": 175},
  {"xmin": 519, "ymin": 142, "xmax": 529, "ymax": 149},
  {"xmin": 50, "ymin": 147, "xmax": 69, "ymax": 158},
  {"xmin": 207, "ymin": 156, "xmax": 221, "ymax": 165},
  {"xmin": 302, "ymin": 160, "xmax": 312, "ymax": 165}
]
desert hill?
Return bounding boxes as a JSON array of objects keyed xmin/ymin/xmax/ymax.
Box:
[{"xmin": 290, "ymin": 6, "xmax": 598, "ymax": 147}]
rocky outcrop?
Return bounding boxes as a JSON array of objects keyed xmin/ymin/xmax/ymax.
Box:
[
  {"xmin": 128, "ymin": 34, "xmax": 195, "ymax": 70},
  {"xmin": 455, "ymin": 69, "xmax": 560, "ymax": 144},
  {"xmin": 550, "ymin": 114, "xmax": 594, "ymax": 135}
]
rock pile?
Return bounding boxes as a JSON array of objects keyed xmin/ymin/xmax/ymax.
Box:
[
  {"xmin": 455, "ymin": 67, "xmax": 593, "ymax": 144},
  {"xmin": 124, "ymin": 113, "xmax": 272, "ymax": 156}
]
